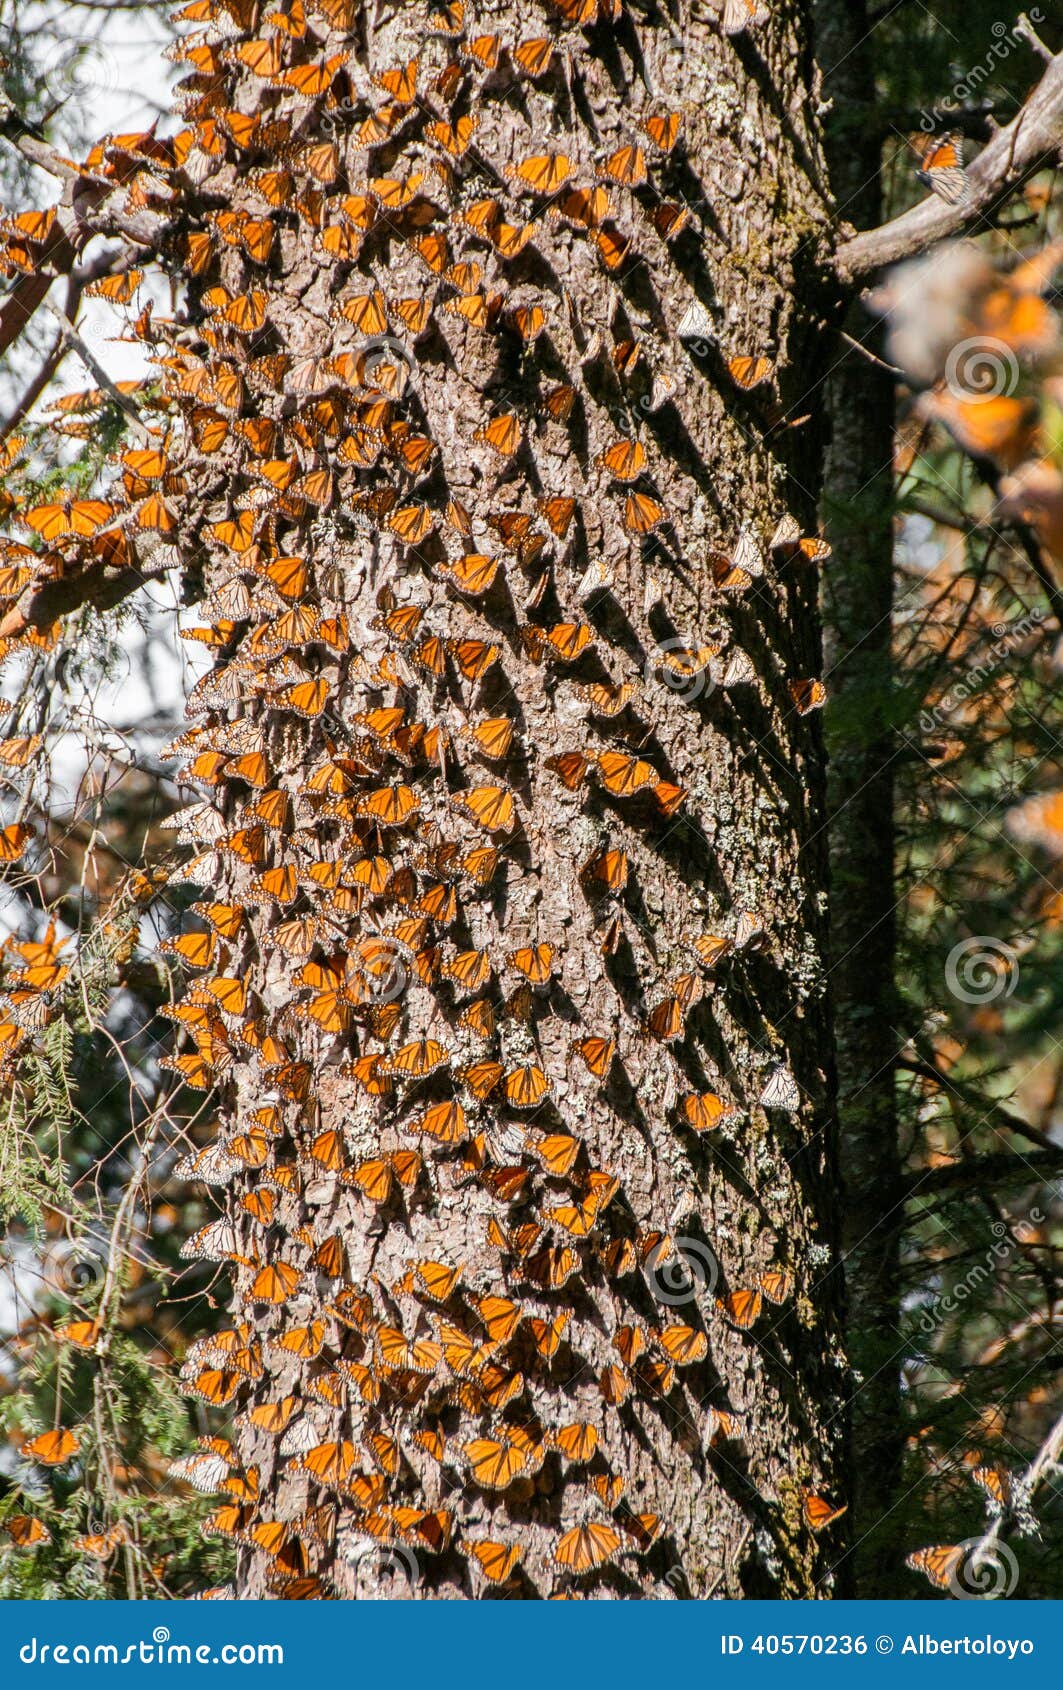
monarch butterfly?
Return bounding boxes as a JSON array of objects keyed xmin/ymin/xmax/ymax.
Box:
[
  {"xmin": 428, "ymin": 1, "xmax": 464, "ymax": 31},
  {"xmin": 508, "ymin": 154, "xmax": 574, "ymax": 195},
  {"xmin": 485, "ymin": 1221, "xmax": 540, "ymax": 1264},
  {"xmin": 373, "ymin": 57, "xmax": 418, "ymax": 102},
  {"xmin": 467, "ymin": 1294, "xmax": 520, "ymax": 1345},
  {"xmin": 771, "ymin": 515, "xmax": 833, "ymax": 566},
  {"xmin": 386, "ymin": 1040, "xmax": 449, "ymax": 1079},
  {"xmin": 789, "ymin": 678, "xmax": 826, "ymax": 714},
  {"xmin": 298, "ymin": 1441, "xmax": 359, "ymax": 1488},
  {"xmin": 357, "ymin": 783, "xmax": 420, "ymax": 826},
  {"xmin": 339, "ymin": 290, "xmax": 388, "ymax": 334},
  {"xmin": 913, "ymin": 132, "xmax": 968, "ymax": 204},
  {"xmin": 545, "ymin": 751, "xmax": 590, "ymax": 791},
  {"xmin": 377, "ymin": 1327, "xmax": 442, "ymax": 1374},
  {"xmin": 527, "ymin": 1312, "xmax": 571, "ymax": 1359},
  {"xmin": 554, "ymin": 1422, "xmax": 599, "ymax": 1464},
  {"xmin": 463, "ymin": 1436, "xmax": 529, "ymax": 1490},
  {"xmin": 553, "ymin": 1521, "xmax": 620, "ymax": 1572},
  {"xmin": 803, "ymin": 1493, "xmax": 848, "ymax": 1532},
  {"xmin": 599, "ymin": 1238, "xmax": 637, "ymax": 1279},
  {"xmin": 524, "ymin": 1242, "xmax": 581, "ymax": 1289},
  {"xmin": 210, "ymin": 510, "xmax": 256, "ymax": 553},
  {"xmin": 573, "ymin": 1035, "xmax": 617, "ymax": 1082},
  {"xmin": 759, "ymin": 1064, "xmax": 801, "ymax": 1112},
  {"xmin": 598, "ymin": 750, "xmax": 657, "ymax": 796},
  {"xmin": 717, "ymin": 1288, "xmax": 762, "ymax": 1329},
  {"xmin": 56, "ymin": 1319, "xmax": 100, "ymax": 1350},
  {"xmin": 462, "ymin": 32, "xmax": 501, "ymax": 69},
  {"xmin": 21, "ymin": 1428, "xmax": 80, "ymax": 1466},
  {"xmin": 682, "ymin": 1091, "xmax": 737, "ymax": 1131},
  {"xmin": 459, "ymin": 717, "xmax": 512, "ymax": 766},
  {"xmin": 905, "ymin": 1543, "xmax": 964, "ymax": 1589},
  {"xmin": 759, "ymin": 1269, "xmax": 792, "ymax": 1304},
  {"xmin": 276, "ymin": 54, "xmax": 347, "ymax": 99},
  {"xmin": 597, "ymin": 438, "xmax": 647, "ymax": 484},
  {"xmin": 444, "ymin": 291, "xmax": 502, "ymax": 331},
  {"xmin": 651, "ymin": 201, "xmax": 692, "ymax": 240},
  {"xmin": 86, "ymin": 267, "xmax": 144, "ymax": 302},
  {"xmin": 415, "ymin": 1100, "xmax": 468, "ymax": 1144},
  {"xmin": 509, "ymin": 943, "xmax": 555, "ymax": 984},
  {"xmin": 508, "ymin": 34, "xmax": 554, "ymax": 79},
  {"xmin": 464, "ymin": 1540, "xmax": 522, "ymax": 1582},
  {"xmin": 347, "ymin": 1151, "xmax": 422, "ymax": 1206},
  {"xmin": 594, "ymin": 227, "xmax": 631, "ymax": 271},
  {"xmin": 541, "ymin": 382, "xmax": 577, "ymax": 422},
  {"xmin": 409, "ymin": 1260, "xmax": 462, "ymax": 1302},
  {"xmin": 549, "ymin": 1172, "xmax": 619, "ymax": 1236},
  {"xmin": 504, "ymin": 1063, "xmax": 550, "ymax": 1108},
  {"xmin": 641, "ymin": 111, "xmax": 681, "ymax": 152},
  {"xmin": 972, "ymin": 1465, "xmax": 1010, "ymax": 1507},
  {"xmin": 554, "ymin": 0, "xmax": 624, "ymax": 20},
  {"xmin": 600, "ymin": 1363, "xmax": 632, "ymax": 1405},
  {"xmin": 459, "ymin": 1059, "xmax": 504, "ymax": 1101},
  {"xmin": 4, "ymin": 1515, "xmax": 51, "ymax": 1547},
  {"xmin": 532, "ymin": 1132, "xmax": 582, "ymax": 1177},
  {"xmin": 480, "ymin": 1164, "xmax": 533, "ymax": 1203},
  {"xmin": 0, "ymin": 822, "xmax": 33, "ymax": 861},
  {"xmin": 657, "ymin": 1323, "xmax": 708, "ymax": 1365},
  {"xmin": 23, "ymin": 499, "xmax": 114, "ymax": 541},
  {"xmin": 600, "ymin": 144, "xmax": 646, "ymax": 187},
  {"xmin": 507, "ymin": 304, "xmax": 546, "ymax": 343},
  {"xmin": 428, "ymin": 115, "xmax": 479, "ymax": 158},
  {"xmin": 250, "ymin": 1262, "xmax": 301, "ymax": 1304},
  {"xmin": 453, "ymin": 785, "xmax": 517, "ymax": 833},
  {"xmin": 474, "ymin": 414, "xmax": 522, "ymax": 457},
  {"xmin": 232, "ymin": 34, "xmax": 284, "ymax": 76},
  {"xmin": 721, "ymin": 0, "xmax": 769, "ymax": 32},
  {"xmin": 728, "ymin": 354, "xmax": 773, "ymax": 391},
  {"xmin": 623, "ymin": 491, "xmax": 664, "ymax": 533}
]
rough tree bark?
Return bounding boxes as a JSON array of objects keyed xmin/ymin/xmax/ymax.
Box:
[{"xmin": 146, "ymin": 0, "xmax": 847, "ymax": 1597}]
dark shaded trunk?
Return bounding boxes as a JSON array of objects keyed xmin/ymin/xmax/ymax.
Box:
[{"xmin": 814, "ymin": 0, "xmax": 904, "ymax": 1597}]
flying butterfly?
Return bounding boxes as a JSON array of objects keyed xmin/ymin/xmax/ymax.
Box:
[{"xmin": 913, "ymin": 132, "xmax": 968, "ymax": 205}]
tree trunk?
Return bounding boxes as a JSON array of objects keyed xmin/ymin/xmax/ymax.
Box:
[
  {"xmin": 814, "ymin": 0, "xmax": 904, "ymax": 1596},
  {"xmin": 165, "ymin": 0, "xmax": 846, "ymax": 1599}
]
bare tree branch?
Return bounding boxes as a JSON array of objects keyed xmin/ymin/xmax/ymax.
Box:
[
  {"xmin": 0, "ymin": 274, "xmax": 82, "ymax": 439},
  {"xmin": 41, "ymin": 299, "xmax": 152, "ymax": 443},
  {"xmin": 835, "ymin": 48, "xmax": 1063, "ymax": 280},
  {"xmin": 0, "ymin": 559, "xmax": 169, "ymax": 641}
]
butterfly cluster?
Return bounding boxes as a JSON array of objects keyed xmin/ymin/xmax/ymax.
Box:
[{"xmin": 0, "ymin": 0, "xmax": 842, "ymax": 1597}]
